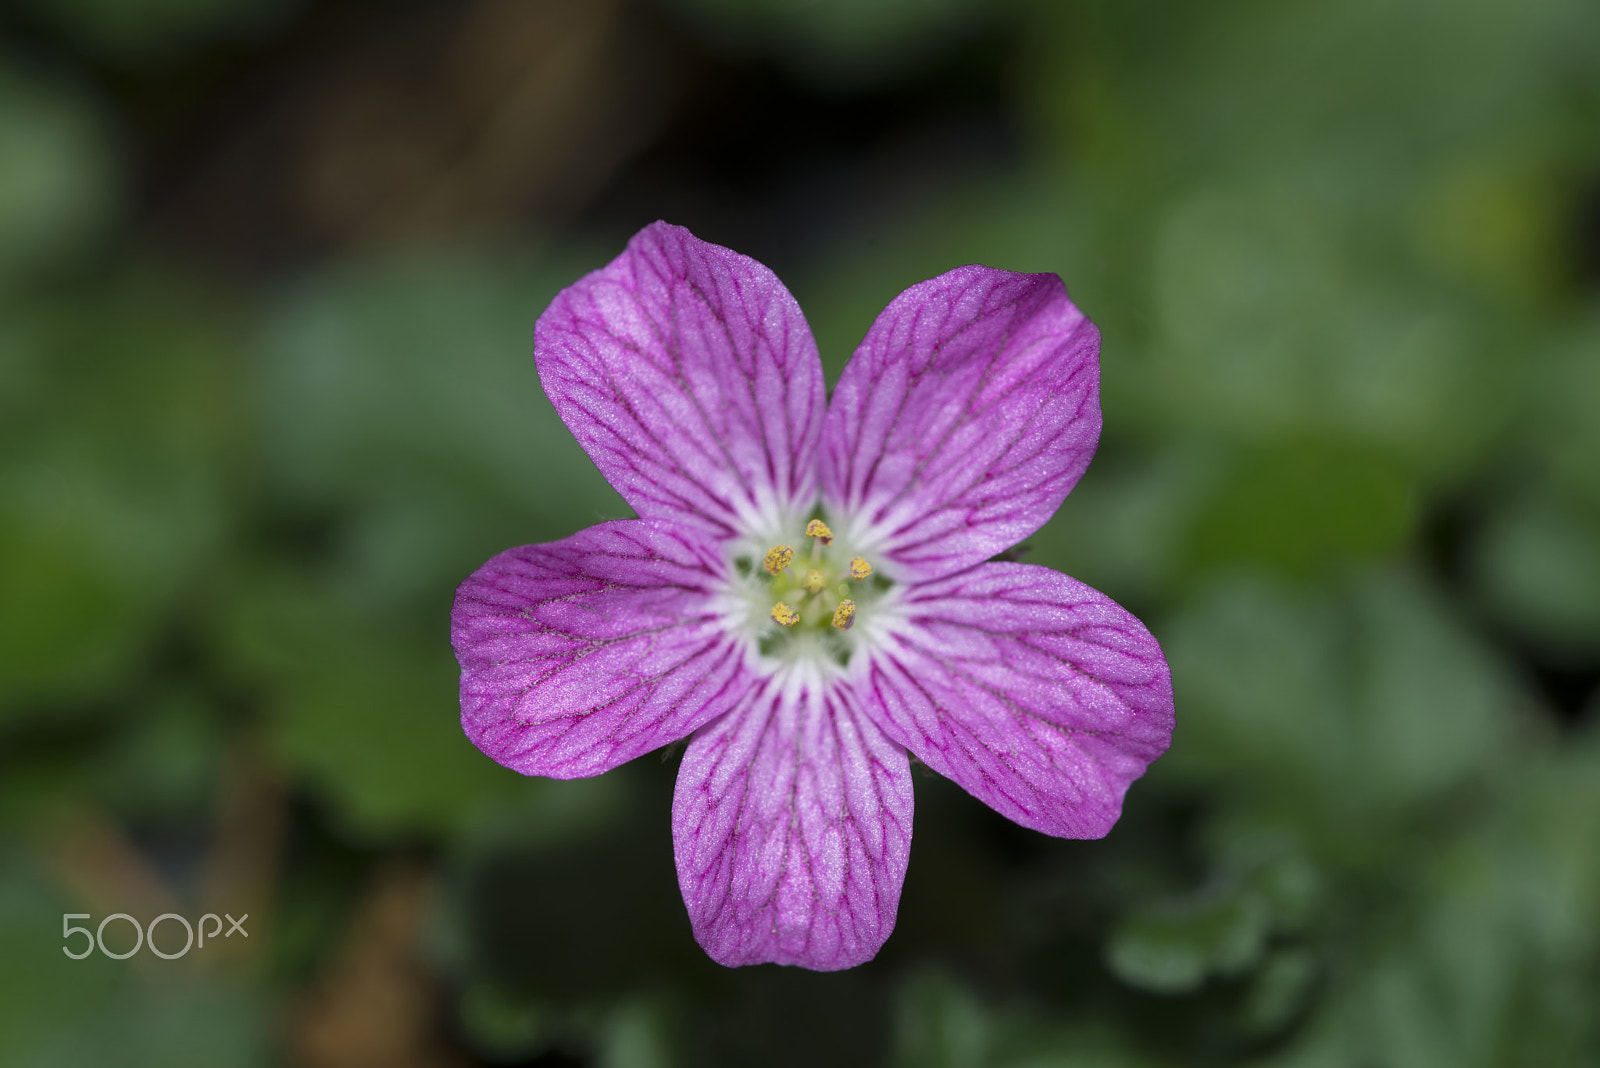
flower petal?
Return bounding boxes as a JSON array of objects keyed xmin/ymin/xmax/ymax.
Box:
[
  {"xmin": 820, "ymin": 267, "xmax": 1101, "ymax": 581},
  {"xmin": 852, "ymin": 563, "xmax": 1172, "ymax": 838},
  {"xmin": 452, "ymin": 520, "xmax": 753, "ymax": 779},
  {"xmin": 537, "ymin": 221, "xmax": 826, "ymax": 541},
  {"xmin": 672, "ymin": 672, "xmax": 913, "ymax": 970}
]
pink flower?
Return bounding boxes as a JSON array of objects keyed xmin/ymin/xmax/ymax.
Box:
[{"xmin": 452, "ymin": 222, "xmax": 1174, "ymax": 970}]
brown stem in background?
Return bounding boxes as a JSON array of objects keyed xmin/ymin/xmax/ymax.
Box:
[
  {"xmin": 200, "ymin": 730, "xmax": 287, "ymax": 971},
  {"xmin": 290, "ymin": 861, "xmax": 465, "ymax": 1068}
]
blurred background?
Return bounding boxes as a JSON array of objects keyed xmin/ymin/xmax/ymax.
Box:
[{"xmin": 2, "ymin": 0, "xmax": 1598, "ymax": 1064}]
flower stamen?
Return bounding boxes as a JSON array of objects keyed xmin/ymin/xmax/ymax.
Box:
[{"xmin": 751, "ymin": 524, "xmax": 885, "ymax": 652}]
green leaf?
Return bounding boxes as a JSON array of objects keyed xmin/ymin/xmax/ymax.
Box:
[
  {"xmin": 256, "ymin": 250, "xmax": 629, "ymax": 611},
  {"xmin": 0, "ymin": 68, "xmax": 114, "ymax": 282},
  {"xmin": 1164, "ymin": 569, "xmax": 1515, "ymax": 834},
  {"xmin": 1106, "ymin": 886, "xmax": 1271, "ymax": 994},
  {"xmin": 0, "ymin": 275, "xmax": 237, "ymax": 713},
  {"xmin": 224, "ymin": 572, "xmax": 524, "ymax": 840},
  {"xmin": 1184, "ymin": 441, "xmax": 1416, "ymax": 580},
  {"xmin": 1472, "ymin": 492, "xmax": 1600, "ymax": 651}
]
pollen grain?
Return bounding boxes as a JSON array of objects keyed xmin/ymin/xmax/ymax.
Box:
[
  {"xmin": 805, "ymin": 519, "xmax": 834, "ymax": 545},
  {"xmin": 771, "ymin": 602, "xmax": 800, "ymax": 627},
  {"xmin": 763, "ymin": 545, "xmax": 795, "ymax": 575},
  {"xmin": 831, "ymin": 599, "xmax": 857, "ymax": 631}
]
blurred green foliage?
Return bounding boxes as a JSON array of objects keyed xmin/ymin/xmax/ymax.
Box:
[
  {"xmin": 1, "ymin": 0, "xmax": 1598, "ymax": 1063},
  {"xmin": 0, "ymin": 67, "xmax": 113, "ymax": 279},
  {"xmin": 662, "ymin": 0, "xmax": 991, "ymax": 86},
  {"xmin": 17, "ymin": 0, "xmax": 290, "ymax": 59}
]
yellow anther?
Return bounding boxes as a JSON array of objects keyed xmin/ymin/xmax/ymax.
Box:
[
  {"xmin": 771, "ymin": 602, "xmax": 800, "ymax": 627},
  {"xmin": 804, "ymin": 569, "xmax": 827, "ymax": 593},
  {"xmin": 763, "ymin": 545, "xmax": 795, "ymax": 575},
  {"xmin": 805, "ymin": 519, "xmax": 834, "ymax": 545},
  {"xmin": 849, "ymin": 556, "xmax": 872, "ymax": 581},
  {"xmin": 831, "ymin": 599, "xmax": 857, "ymax": 631}
]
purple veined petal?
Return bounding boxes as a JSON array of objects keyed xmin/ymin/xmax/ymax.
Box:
[
  {"xmin": 452, "ymin": 519, "xmax": 755, "ymax": 779},
  {"xmin": 819, "ymin": 267, "xmax": 1101, "ymax": 582},
  {"xmin": 851, "ymin": 563, "xmax": 1173, "ymax": 839},
  {"xmin": 672, "ymin": 671, "xmax": 913, "ymax": 970},
  {"xmin": 537, "ymin": 221, "xmax": 827, "ymax": 542}
]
